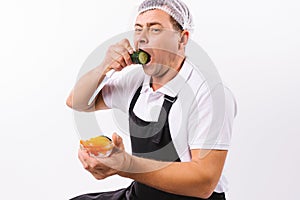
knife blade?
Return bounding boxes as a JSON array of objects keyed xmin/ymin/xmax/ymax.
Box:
[{"xmin": 87, "ymin": 69, "xmax": 116, "ymax": 106}]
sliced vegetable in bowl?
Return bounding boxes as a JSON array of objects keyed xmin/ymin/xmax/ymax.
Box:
[{"xmin": 80, "ymin": 135, "xmax": 113, "ymax": 158}]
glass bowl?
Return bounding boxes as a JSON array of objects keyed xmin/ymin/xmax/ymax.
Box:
[{"xmin": 80, "ymin": 135, "xmax": 114, "ymax": 158}]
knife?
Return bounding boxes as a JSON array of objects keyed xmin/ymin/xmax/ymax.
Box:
[
  {"xmin": 87, "ymin": 49, "xmax": 151, "ymax": 106},
  {"xmin": 87, "ymin": 69, "xmax": 116, "ymax": 106}
]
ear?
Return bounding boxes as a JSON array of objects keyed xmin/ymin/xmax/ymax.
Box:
[{"xmin": 178, "ymin": 30, "xmax": 189, "ymax": 50}]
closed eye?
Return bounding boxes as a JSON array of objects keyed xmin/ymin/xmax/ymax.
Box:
[
  {"xmin": 150, "ymin": 28, "xmax": 162, "ymax": 33},
  {"xmin": 135, "ymin": 28, "xmax": 143, "ymax": 32}
]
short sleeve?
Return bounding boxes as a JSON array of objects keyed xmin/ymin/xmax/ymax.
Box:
[
  {"xmin": 102, "ymin": 66, "xmax": 144, "ymax": 113},
  {"xmin": 188, "ymin": 83, "xmax": 237, "ymax": 150}
]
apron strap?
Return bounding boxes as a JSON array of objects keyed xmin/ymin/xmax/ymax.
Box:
[
  {"xmin": 152, "ymin": 94, "xmax": 177, "ymax": 144},
  {"xmin": 129, "ymin": 85, "xmax": 143, "ymax": 115}
]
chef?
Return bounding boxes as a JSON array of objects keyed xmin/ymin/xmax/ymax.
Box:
[{"xmin": 67, "ymin": 0, "xmax": 237, "ymax": 199}]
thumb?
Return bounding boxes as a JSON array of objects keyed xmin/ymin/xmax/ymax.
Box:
[{"xmin": 112, "ymin": 132, "xmax": 125, "ymax": 150}]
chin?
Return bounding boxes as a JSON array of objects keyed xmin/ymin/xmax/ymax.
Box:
[{"xmin": 142, "ymin": 63, "xmax": 159, "ymax": 76}]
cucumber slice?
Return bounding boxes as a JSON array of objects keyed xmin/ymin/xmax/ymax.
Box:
[
  {"xmin": 131, "ymin": 49, "xmax": 151, "ymax": 64},
  {"xmin": 138, "ymin": 51, "xmax": 149, "ymax": 64}
]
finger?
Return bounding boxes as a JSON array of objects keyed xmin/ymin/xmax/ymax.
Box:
[
  {"xmin": 119, "ymin": 39, "xmax": 134, "ymax": 53},
  {"xmin": 112, "ymin": 132, "xmax": 125, "ymax": 150},
  {"xmin": 123, "ymin": 50, "xmax": 133, "ymax": 66},
  {"xmin": 78, "ymin": 149, "xmax": 89, "ymax": 169},
  {"xmin": 80, "ymin": 147, "xmax": 90, "ymax": 157},
  {"xmin": 93, "ymin": 172, "xmax": 106, "ymax": 180},
  {"xmin": 116, "ymin": 45, "xmax": 133, "ymax": 66},
  {"xmin": 112, "ymin": 46, "xmax": 131, "ymax": 67},
  {"xmin": 78, "ymin": 148, "xmax": 99, "ymax": 166},
  {"xmin": 112, "ymin": 132, "xmax": 119, "ymax": 146},
  {"xmin": 118, "ymin": 39, "xmax": 134, "ymax": 65},
  {"xmin": 78, "ymin": 148, "xmax": 87, "ymax": 162},
  {"xmin": 92, "ymin": 167, "xmax": 116, "ymax": 180},
  {"xmin": 110, "ymin": 61, "xmax": 123, "ymax": 71},
  {"xmin": 83, "ymin": 162, "xmax": 89, "ymax": 170},
  {"xmin": 128, "ymin": 46, "xmax": 134, "ymax": 54},
  {"xmin": 106, "ymin": 55, "xmax": 123, "ymax": 71},
  {"xmin": 110, "ymin": 50, "xmax": 126, "ymax": 68}
]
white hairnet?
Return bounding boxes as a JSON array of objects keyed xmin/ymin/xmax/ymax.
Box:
[{"xmin": 138, "ymin": 0, "xmax": 194, "ymax": 32}]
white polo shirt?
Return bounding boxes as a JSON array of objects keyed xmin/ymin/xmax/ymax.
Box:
[{"xmin": 102, "ymin": 59, "xmax": 237, "ymax": 193}]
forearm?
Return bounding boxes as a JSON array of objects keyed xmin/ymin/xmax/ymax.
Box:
[
  {"xmin": 66, "ymin": 63, "xmax": 111, "ymax": 111},
  {"xmin": 118, "ymin": 155, "xmax": 215, "ymax": 198}
]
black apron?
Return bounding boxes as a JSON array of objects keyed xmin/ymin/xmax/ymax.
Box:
[{"xmin": 71, "ymin": 86, "xmax": 226, "ymax": 200}]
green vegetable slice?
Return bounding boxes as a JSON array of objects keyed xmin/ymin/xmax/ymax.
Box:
[
  {"xmin": 130, "ymin": 49, "xmax": 151, "ymax": 64},
  {"xmin": 138, "ymin": 51, "xmax": 149, "ymax": 64}
]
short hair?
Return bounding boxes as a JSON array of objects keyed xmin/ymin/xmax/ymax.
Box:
[{"xmin": 170, "ymin": 15, "xmax": 183, "ymax": 32}]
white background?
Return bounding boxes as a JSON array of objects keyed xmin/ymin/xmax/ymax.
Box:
[{"xmin": 0, "ymin": 0, "xmax": 299, "ymax": 199}]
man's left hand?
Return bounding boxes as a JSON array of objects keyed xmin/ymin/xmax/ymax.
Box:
[{"xmin": 78, "ymin": 133, "xmax": 132, "ymax": 180}]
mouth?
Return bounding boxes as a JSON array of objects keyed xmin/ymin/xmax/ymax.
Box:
[
  {"xmin": 138, "ymin": 48, "xmax": 152, "ymax": 65},
  {"xmin": 131, "ymin": 49, "xmax": 152, "ymax": 65}
]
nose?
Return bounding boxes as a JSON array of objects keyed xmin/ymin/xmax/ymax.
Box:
[{"xmin": 137, "ymin": 29, "xmax": 149, "ymax": 48}]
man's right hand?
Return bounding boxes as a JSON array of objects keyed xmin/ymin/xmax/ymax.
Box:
[
  {"xmin": 102, "ymin": 39, "xmax": 134, "ymax": 73},
  {"xmin": 66, "ymin": 38, "xmax": 135, "ymax": 111}
]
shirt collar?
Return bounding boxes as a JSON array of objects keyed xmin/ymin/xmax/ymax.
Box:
[{"xmin": 140, "ymin": 58, "xmax": 193, "ymax": 97}]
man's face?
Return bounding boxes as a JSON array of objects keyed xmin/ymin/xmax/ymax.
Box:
[{"xmin": 134, "ymin": 9, "xmax": 182, "ymax": 77}]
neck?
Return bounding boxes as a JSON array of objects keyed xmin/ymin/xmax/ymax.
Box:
[{"xmin": 151, "ymin": 56, "xmax": 185, "ymax": 91}]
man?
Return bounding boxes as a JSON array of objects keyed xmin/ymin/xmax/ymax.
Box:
[{"xmin": 67, "ymin": 0, "xmax": 237, "ymax": 199}]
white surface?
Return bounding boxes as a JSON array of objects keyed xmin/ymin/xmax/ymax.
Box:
[{"xmin": 0, "ymin": 0, "xmax": 299, "ymax": 199}]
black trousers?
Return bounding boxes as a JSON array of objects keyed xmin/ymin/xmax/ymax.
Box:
[{"xmin": 70, "ymin": 181, "xmax": 226, "ymax": 200}]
